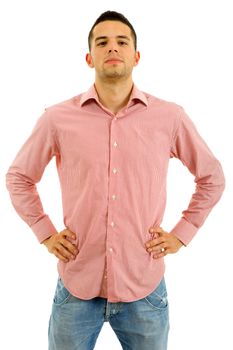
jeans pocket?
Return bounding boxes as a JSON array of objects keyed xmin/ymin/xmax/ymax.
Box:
[
  {"xmin": 53, "ymin": 277, "xmax": 72, "ymax": 306},
  {"xmin": 144, "ymin": 277, "xmax": 168, "ymax": 311}
]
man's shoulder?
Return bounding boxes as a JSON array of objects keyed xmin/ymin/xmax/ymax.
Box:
[
  {"xmin": 44, "ymin": 93, "xmax": 83, "ymax": 113},
  {"xmin": 143, "ymin": 90, "xmax": 183, "ymax": 112}
]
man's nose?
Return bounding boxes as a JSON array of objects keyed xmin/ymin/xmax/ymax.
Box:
[
  {"xmin": 108, "ymin": 40, "xmax": 119, "ymax": 53},
  {"xmin": 108, "ymin": 48, "xmax": 118, "ymax": 53}
]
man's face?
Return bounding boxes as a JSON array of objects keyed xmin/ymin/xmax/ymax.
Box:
[{"xmin": 86, "ymin": 20, "xmax": 140, "ymax": 81}]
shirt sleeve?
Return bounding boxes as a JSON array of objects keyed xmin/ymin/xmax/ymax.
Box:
[
  {"xmin": 6, "ymin": 110, "xmax": 59, "ymax": 243},
  {"xmin": 169, "ymin": 107, "xmax": 225, "ymax": 245}
]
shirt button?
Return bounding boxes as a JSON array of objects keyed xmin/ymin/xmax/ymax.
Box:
[
  {"xmin": 112, "ymin": 168, "xmax": 117, "ymax": 174},
  {"xmin": 112, "ymin": 194, "xmax": 117, "ymax": 200},
  {"xmin": 109, "ymin": 248, "xmax": 113, "ymax": 253},
  {"xmin": 113, "ymin": 117, "xmax": 117, "ymax": 121},
  {"xmin": 104, "ymin": 275, "xmax": 107, "ymax": 279},
  {"xmin": 113, "ymin": 141, "xmax": 118, "ymax": 147},
  {"xmin": 110, "ymin": 221, "xmax": 115, "ymax": 227}
]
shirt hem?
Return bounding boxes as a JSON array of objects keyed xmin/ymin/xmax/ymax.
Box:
[{"xmin": 57, "ymin": 261, "xmax": 165, "ymax": 303}]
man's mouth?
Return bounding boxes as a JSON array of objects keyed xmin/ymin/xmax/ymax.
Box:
[{"xmin": 105, "ymin": 58, "xmax": 123, "ymax": 64}]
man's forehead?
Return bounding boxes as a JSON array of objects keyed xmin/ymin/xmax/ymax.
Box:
[{"xmin": 92, "ymin": 20, "xmax": 132, "ymax": 38}]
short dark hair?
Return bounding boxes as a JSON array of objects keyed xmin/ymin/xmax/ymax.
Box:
[{"xmin": 88, "ymin": 11, "xmax": 137, "ymax": 51}]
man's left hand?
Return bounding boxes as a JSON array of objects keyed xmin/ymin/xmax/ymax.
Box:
[{"xmin": 145, "ymin": 226, "xmax": 184, "ymax": 259}]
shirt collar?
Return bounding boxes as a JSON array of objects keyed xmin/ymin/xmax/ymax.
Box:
[{"xmin": 80, "ymin": 84, "xmax": 148, "ymax": 107}]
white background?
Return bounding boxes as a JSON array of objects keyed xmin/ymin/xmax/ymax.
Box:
[{"xmin": 0, "ymin": 0, "xmax": 232, "ymax": 349}]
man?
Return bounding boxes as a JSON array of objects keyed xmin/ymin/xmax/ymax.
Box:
[{"xmin": 6, "ymin": 10, "xmax": 225, "ymax": 350}]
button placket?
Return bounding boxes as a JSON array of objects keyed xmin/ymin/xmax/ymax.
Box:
[{"xmin": 105, "ymin": 116, "xmax": 119, "ymax": 295}]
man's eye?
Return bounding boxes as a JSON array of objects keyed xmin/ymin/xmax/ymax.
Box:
[
  {"xmin": 119, "ymin": 41, "xmax": 128, "ymax": 46},
  {"xmin": 97, "ymin": 42, "xmax": 106, "ymax": 46}
]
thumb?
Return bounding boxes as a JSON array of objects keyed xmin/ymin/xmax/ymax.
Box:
[
  {"xmin": 61, "ymin": 228, "xmax": 76, "ymax": 240},
  {"xmin": 149, "ymin": 226, "xmax": 165, "ymax": 235}
]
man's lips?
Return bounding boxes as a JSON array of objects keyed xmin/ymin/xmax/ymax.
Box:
[{"xmin": 105, "ymin": 58, "xmax": 123, "ymax": 64}]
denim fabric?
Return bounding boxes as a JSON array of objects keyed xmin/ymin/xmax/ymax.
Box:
[{"xmin": 48, "ymin": 277, "xmax": 169, "ymax": 350}]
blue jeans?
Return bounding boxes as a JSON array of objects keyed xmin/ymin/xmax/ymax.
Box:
[{"xmin": 48, "ymin": 277, "xmax": 169, "ymax": 350}]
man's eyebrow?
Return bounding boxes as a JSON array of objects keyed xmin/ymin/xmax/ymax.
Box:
[
  {"xmin": 95, "ymin": 35, "xmax": 131, "ymax": 42},
  {"xmin": 117, "ymin": 35, "xmax": 130, "ymax": 41}
]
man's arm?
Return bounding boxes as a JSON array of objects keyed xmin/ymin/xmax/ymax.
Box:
[
  {"xmin": 6, "ymin": 110, "xmax": 79, "ymax": 262},
  {"xmin": 169, "ymin": 107, "xmax": 225, "ymax": 246},
  {"xmin": 145, "ymin": 107, "xmax": 225, "ymax": 258},
  {"xmin": 6, "ymin": 110, "xmax": 58, "ymax": 243}
]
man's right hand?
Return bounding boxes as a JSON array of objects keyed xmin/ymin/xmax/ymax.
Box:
[{"xmin": 42, "ymin": 229, "xmax": 79, "ymax": 263}]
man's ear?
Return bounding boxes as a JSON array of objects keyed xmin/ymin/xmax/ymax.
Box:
[
  {"xmin": 86, "ymin": 53, "xmax": 94, "ymax": 68},
  {"xmin": 134, "ymin": 51, "xmax": 140, "ymax": 66}
]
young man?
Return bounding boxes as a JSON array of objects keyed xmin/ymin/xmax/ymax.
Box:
[{"xmin": 6, "ymin": 10, "xmax": 225, "ymax": 350}]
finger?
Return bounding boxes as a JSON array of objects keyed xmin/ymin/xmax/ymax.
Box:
[
  {"xmin": 153, "ymin": 251, "xmax": 166, "ymax": 259},
  {"xmin": 56, "ymin": 242, "xmax": 76, "ymax": 260},
  {"xmin": 145, "ymin": 236, "xmax": 164, "ymax": 249},
  {"xmin": 154, "ymin": 246, "xmax": 174, "ymax": 259},
  {"xmin": 59, "ymin": 237, "xmax": 79, "ymax": 256},
  {"xmin": 153, "ymin": 247, "xmax": 169, "ymax": 259},
  {"xmin": 61, "ymin": 229, "xmax": 76, "ymax": 240},
  {"xmin": 148, "ymin": 242, "xmax": 167, "ymax": 253},
  {"xmin": 53, "ymin": 249, "xmax": 69, "ymax": 263},
  {"xmin": 149, "ymin": 226, "xmax": 165, "ymax": 235}
]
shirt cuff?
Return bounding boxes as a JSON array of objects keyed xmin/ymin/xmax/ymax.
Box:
[
  {"xmin": 30, "ymin": 215, "xmax": 58, "ymax": 243},
  {"xmin": 170, "ymin": 217, "xmax": 199, "ymax": 246}
]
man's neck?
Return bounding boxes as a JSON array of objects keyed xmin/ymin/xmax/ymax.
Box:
[{"xmin": 94, "ymin": 78, "xmax": 134, "ymax": 114}]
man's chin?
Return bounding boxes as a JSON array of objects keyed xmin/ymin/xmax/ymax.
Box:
[{"xmin": 103, "ymin": 69, "xmax": 125, "ymax": 79}]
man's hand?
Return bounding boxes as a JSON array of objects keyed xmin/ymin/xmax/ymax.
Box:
[
  {"xmin": 42, "ymin": 229, "xmax": 79, "ymax": 263},
  {"xmin": 145, "ymin": 226, "xmax": 184, "ymax": 259}
]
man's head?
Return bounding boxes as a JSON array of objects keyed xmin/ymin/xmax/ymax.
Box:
[
  {"xmin": 86, "ymin": 11, "xmax": 140, "ymax": 82},
  {"xmin": 88, "ymin": 11, "xmax": 137, "ymax": 52}
]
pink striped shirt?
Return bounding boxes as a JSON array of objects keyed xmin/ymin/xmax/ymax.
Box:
[{"xmin": 6, "ymin": 84, "xmax": 225, "ymax": 302}]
